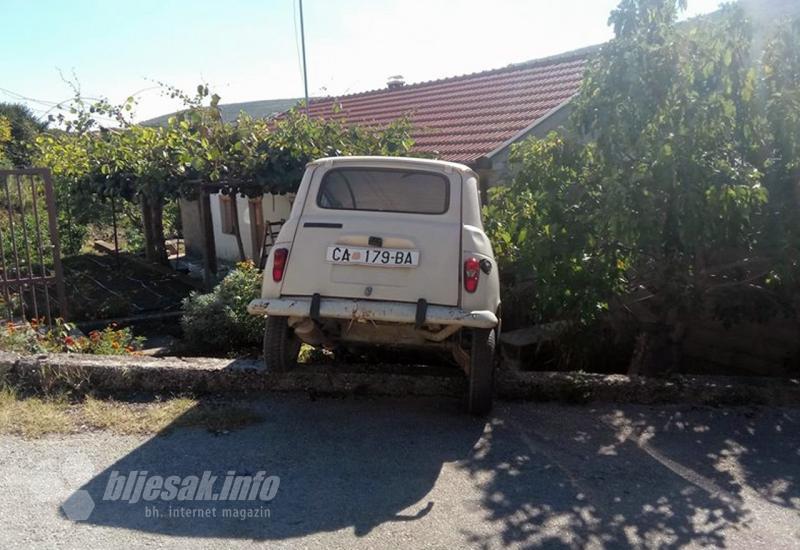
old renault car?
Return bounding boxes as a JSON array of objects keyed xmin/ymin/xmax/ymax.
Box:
[{"xmin": 248, "ymin": 156, "xmax": 500, "ymax": 414}]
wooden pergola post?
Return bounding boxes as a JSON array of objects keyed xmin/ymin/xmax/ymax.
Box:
[{"xmin": 198, "ymin": 188, "xmax": 218, "ymax": 289}]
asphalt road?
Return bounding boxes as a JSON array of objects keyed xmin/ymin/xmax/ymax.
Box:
[{"xmin": 1, "ymin": 395, "xmax": 798, "ymax": 549}]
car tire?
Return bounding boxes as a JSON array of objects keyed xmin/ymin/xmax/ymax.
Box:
[
  {"xmin": 263, "ymin": 316, "xmax": 301, "ymax": 372},
  {"xmin": 467, "ymin": 328, "xmax": 496, "ymax": 416}
]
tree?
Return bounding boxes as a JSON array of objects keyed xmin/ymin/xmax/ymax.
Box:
[
  {"xmin": 484, "ymin": 134, "xmax": 622, "ymax": 326},
  {"xmin": 34, "ymin": 85, "xmax": 417, "ymax": 264},
  {"xmin": 0, "ymin": 115, "xmax": 12, "ymax": 168},
  {"xmin": 762, "ymin": 17, "xmax": 800, "ymax": 288},
  {"xmin": 575, "ymin": 1, "xmax": 773, "ymax": 373},
  {"xmin": 488, "ymin": 0, "xmax": 798, "ymax": 373},
  {"xmin": 0, "ymin": 103, "xmax": 46, "ymax": 167}
]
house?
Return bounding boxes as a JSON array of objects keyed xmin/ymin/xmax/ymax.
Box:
[
  {"xmin": 304, "ymin": 46, "xmax": 594, "ymax": 189},
  {"xmin": 179, "ymin": 46, "xmax": 595, "ymax": 271}
]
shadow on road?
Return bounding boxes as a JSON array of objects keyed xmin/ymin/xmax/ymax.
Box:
[
  {"xmin": 69, "ymin": 394, "xmax": 485, "ymax": 539},
  {"xmin": 66, "ymin": 395, "xmax": 800, "ymax": 547},
  {"xmin": 461, "ymin": 405, "xmax": 800, "ymax": 548}
]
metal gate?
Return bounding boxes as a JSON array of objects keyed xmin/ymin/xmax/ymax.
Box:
[{"xmin": 0, "ymin": 168, "xmax": 67, "ymax": 325}]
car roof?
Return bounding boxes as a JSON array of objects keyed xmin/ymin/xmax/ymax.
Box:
[{"xmin": 308, "ymin": 156, "xmax": 474, "ymax": 175}]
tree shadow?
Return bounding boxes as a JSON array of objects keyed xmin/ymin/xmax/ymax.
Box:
[
  {"xmin": 460, "ymin": 404, "xmax": 800, "ymax": 548},
  {"xmin": 68, "ymin": 394, "xmax": 486, "ymax": 540}
]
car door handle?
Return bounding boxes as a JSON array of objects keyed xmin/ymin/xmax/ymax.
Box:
[{"xmin": 304, "ymin": 222, "xmax": 343, "ymax": 228}]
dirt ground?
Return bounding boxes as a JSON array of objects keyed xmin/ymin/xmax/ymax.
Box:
[{"xmin": 62, "ymin": 253, "xmax": 196, "ymax": 322}]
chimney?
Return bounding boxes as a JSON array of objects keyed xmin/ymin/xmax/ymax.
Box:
[{"xmin": 387, "ymin": 75, "xmax": 405, "ymax": 90}]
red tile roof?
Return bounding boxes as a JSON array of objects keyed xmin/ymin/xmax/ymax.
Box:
[{"xmin": 305, "ymin": 47, "xmax": 594, "ymax": 163}]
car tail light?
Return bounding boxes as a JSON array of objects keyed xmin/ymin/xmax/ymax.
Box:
[
  {"xmin": 272, "ymin": 248, "xmax": 289, "ymax": 282},
  {"xmin": 464, "ymin": 257, "xmax": 480, "ymax": 293}
]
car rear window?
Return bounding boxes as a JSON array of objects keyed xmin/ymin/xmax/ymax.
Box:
[{"xmin": 317, "ymin": 168, "xmax": 449, "ymax": 214}]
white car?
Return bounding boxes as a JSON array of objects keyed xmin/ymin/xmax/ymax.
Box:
[{"xmin": 248, "ymin": 156, "xmax": 501, "ymax": 414}]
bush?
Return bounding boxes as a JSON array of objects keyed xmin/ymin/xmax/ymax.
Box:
[
  {"xmin": 181, "ymin": 261, "xmax": 263, "ymax": 353},
  {"xmin": 485, "ymin": 134, "xmax": 622, "ymax": 327}
]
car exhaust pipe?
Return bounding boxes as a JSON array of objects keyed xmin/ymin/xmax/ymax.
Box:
[
  {"xmin": 416, "ymin": 323, "xmax": 461, "ymax": 343},
  {"xmin": 288, "ymin": 317, "xmax": 327, "ymax": 346}
]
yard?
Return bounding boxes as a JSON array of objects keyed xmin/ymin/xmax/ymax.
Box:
[
  {"xmin": 63, "ymin": 252, "xmax": 195, "ymax": 323},
  {"xmin": 0, "ymin": 1, "xmax": 799, "ymax": 548},
  {"xmin": 2, "ymin": 1, "xmax": 794, "ymax": 379}
]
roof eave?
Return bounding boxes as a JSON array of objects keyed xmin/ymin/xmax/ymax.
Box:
[{"xmin": 476, "ymin": 96, "xmax": 577, "ymax": 168}]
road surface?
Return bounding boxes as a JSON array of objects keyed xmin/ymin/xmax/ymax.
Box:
[{"xmin": 1, "ymin": 395, "xmax": 798, "ymax": 549}]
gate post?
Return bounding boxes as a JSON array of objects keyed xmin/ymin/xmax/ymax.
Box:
[{"xmin": 40, "ymin": 169, "xmax": 68, "ymax": 321}]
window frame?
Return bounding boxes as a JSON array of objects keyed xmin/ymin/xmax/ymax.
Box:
[{"xmin": 316, "ymin": 167, "xmax": 451, "ymax": 216}]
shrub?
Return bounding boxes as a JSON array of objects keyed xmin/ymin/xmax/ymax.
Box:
[
  {"xmin": 181, "ymin": 261, "xmax": 263, "ymax": 353},
  {"xmin": 485, "ymin": 134, "xmax": 622, "ymax": 326}
]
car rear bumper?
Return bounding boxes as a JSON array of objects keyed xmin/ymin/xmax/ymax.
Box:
[{"xmin": 247, "ymin": 297, "xmax": 498, "ymax": 329}]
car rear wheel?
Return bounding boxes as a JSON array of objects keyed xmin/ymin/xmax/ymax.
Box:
[
  {"xmin": 263, "ymin": 316, "xmax": 301, "ymax": 372},
  {"xmin": 467, "ymin": 328, "xmax": 496, "ymax": 416}
]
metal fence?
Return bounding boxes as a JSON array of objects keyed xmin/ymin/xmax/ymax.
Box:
[{"xmin": 0, "ymin": 168, "xmax": 67, "ymax": 325}]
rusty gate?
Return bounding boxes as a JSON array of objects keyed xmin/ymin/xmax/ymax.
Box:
[{"xmin": 0, "ymin": 168, "xmax": 67, "ymax": 325}]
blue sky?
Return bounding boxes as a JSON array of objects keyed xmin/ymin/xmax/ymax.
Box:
[{"xmin": 1, "ymin": 0, "xmax": 724, "ymax": 122}]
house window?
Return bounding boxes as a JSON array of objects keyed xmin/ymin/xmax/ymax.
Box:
[{"xmin": 219, "ymin": 195, "xmax": 236, "ymax": 235}]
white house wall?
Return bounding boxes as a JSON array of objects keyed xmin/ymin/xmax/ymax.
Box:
[{"xmin": 210, "ymin": 192, "xmax": 294, "ymax": 263}]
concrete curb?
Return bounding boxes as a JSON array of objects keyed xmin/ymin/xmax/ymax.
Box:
[
  {"xmin": 496, "ymin": 370, "xmax": 800, "ymax": 406},
  {"xmin": 1, "ymin": 351, "xmax": 798, "ymax": 405},
  {"xmin": 0, "ymin": 352, "xmax": 465, "ymax": 398}
]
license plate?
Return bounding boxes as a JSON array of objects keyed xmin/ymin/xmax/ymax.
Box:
[{"xmin": 326, "ymin": 245, "xmax": 419, "ymax": 267}]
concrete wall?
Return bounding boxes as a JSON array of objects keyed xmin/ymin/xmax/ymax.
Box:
[{"xmin": 180, "ymin": 193, "xmax": 294, "ymax": 264}]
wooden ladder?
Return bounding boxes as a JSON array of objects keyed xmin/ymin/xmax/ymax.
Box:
[{"xmin": 258, "ymin": 220, "xmax": 285, "ymax": 269}]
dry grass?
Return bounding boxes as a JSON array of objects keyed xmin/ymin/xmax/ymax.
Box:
[
  {"xmin": 0, "ymin": 388, "xmax": 264, "ymax": 439},
  {"xmin": 0, "ymin": 387, "xmax": 73, "ymax": 437},
  {"xmin": 81, "ymin": 397, "xmax": 263, "ymax": 435}
]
